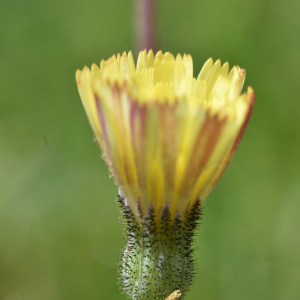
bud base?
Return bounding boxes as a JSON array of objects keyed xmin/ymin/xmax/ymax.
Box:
[{"xmin": 118, "ymin": 197, "xmax": 202, "ymax": 300}]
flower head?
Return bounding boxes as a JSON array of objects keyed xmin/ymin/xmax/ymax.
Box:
[
  {"xmin": 76, "ymin": 50, "xmax": 254, "ymax": 219},
  {"xmin": 76, "ymin": 50, "xmax": 254, "ymax": 299}
]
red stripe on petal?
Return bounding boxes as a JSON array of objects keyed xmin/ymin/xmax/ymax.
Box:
[
  {"xmin": 201, "ymin": 88, "xmax": 255, "ymax": 199},
  {"xmin": 130, "ymin": 98, "xmax": 147, "ymax": 190},
  {"xmin": 179, "ymin": 113, "xmax": 226, "ymax": 199},
  {"xmin": 95, "ymin": 94, "xmax": 111, "ymax": 160},
  {"xmin": 111, "ymin": 85, "xmax": 134, "ymax": 186},
  {"xmin": 159, "ymin": 102, "xmax": 177, "ymax": 190},
  {"xmin": 95, "ymin": 93, "xmax": 121, "ymax": 184},
  {"xmin": 229, "ymin": 88, "xmax": 255, "ymax": 157}
]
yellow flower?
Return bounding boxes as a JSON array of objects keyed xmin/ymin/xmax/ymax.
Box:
[
  {"xmin": 76, "ymin": 50, "xmax": 254, "ymax": 299},
  {"xmin": 76, "ymin": 50, "xmax": 254, "ymax": 219}
]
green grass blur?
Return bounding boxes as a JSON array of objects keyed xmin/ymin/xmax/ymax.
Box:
[{"xmin": 1, "ymin": 0, "xmax": 300, "ymax": 299}]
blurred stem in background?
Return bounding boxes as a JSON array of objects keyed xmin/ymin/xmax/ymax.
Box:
[{"xmin": 134, "ymin": 0, "xmax": 158, "ymax": 53}]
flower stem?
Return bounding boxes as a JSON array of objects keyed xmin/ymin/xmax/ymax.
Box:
[
  {"xmin": 134, "ymin": 0, "xmax": 158, "ymax": 52},
  {"xmin": 118, "ymin": 196, "xmax": 202, "ymax": 299}
]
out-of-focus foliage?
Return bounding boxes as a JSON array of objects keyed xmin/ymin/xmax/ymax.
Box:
[{"xmin": 0, "ymin": 0, "xmax": 299, "ymax": 299}]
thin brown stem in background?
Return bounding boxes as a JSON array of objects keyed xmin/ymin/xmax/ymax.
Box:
[{"xmin": 134, "ymin": 0, "xmax": 158, "ymax": 53}]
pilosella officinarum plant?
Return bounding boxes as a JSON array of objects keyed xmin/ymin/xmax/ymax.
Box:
[{"xmin": 76, "ymin": 49, "xmax": 254, "ymax": 299}]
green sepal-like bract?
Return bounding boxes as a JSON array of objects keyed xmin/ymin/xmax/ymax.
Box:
[{"xmin": 118, "ymin": 196, "xmax": 202, "ymax": 299}]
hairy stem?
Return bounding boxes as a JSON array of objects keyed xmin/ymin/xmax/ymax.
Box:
[{"xmin": 118, "ymin": 197, "xmax": 202, "ymax": 300}]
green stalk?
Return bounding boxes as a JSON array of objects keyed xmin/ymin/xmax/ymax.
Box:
[{"xmin": 118, "ymin": 196, "xmax": 202, "ymax": 299}]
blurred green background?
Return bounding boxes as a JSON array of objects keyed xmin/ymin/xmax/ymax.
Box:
[{"xmin": 1, "ymin": 0, "xmax": 300, "ymax": 299}]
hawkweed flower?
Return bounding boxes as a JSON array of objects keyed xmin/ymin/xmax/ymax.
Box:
[{"xmin": 76, "ymin": 50, "xmax": 254, "ymax": 299}]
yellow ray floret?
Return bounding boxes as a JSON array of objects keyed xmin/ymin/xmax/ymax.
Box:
[{"xmin": 76, "ymin": 50, "xmax": 254, "ymax": 218}]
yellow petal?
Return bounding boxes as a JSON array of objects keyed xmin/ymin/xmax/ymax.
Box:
[{"xmin": 75, "ymin": 50, "xmax": 254, "ymax": 218}]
